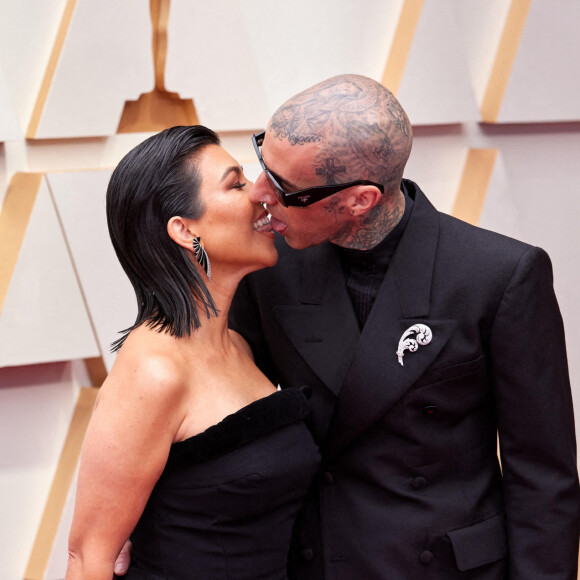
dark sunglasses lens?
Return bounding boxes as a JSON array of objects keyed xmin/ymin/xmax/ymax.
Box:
[{"xmin": 265, "ymin": 174, "xmax": 285, "ymax": 206}]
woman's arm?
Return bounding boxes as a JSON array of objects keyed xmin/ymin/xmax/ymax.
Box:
[{"xmin": 65, "ymin": 349, "xmax": 186, "ymax": 580}]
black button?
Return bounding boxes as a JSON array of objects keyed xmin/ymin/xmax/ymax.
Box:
[
  {"xmin": 300, "ymin": 384, "xmax": 313, "ymax": 398},
  {"xmin": 248, "ymin": 473, "xmax": 261, "ymax": 483},
  {"xmin": 302, "ymin": 548, "xmax": 314, "ymax": 561},
  {"xmin": 419, "ymin": 550, "xmax": 434, "ymax": 565},
  {"xmin": 423, "ymin": 405, "xmax": 439, "ymax": 416},
  {"xmin": 411, "ymin": 476, "xmax": 426, "ymax": 489},
  {"xmin": 323, "ymin": 472, "xmax": 334, "ymax": 484}
]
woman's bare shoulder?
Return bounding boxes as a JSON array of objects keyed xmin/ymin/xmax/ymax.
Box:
[{"xmin": 101, "ymin": 326, "xmax": 189, "ymax": 408}]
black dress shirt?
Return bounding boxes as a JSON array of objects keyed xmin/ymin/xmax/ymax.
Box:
[{"xmin": 340, "ymin": 187, "xmax": 413, "ymax": 328}]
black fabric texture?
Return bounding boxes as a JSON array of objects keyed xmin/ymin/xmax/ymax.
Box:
[{"xmin": 166, "ymin": 387, "xmax": 309, "ymax": 468}]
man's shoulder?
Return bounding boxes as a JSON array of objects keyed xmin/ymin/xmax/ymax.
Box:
[
  {"xmin": 408, "ymin": 179, "xmax": 534, "ymax": 261},
  {"xmin": 405, "ymin": 179, "xmax": 547, "ymax": 282},
  {"xmin": 438, "ymin": 211, "xmax": 531, "ymax": 253}
]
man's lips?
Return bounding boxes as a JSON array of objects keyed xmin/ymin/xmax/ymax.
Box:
[{"xmin": 269, "ymin": 215, "xmax": 288, "ymax": 234}]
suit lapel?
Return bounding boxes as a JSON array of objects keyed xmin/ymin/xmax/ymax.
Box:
[
  {"xmin": 324, "ymin": 184, "xmax": 456, "ymax": 459},
  {"xmin": 274, "ymin": 243, "xmax": 360, "ymax": 396}
]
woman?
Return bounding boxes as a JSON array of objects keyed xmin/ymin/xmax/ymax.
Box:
[{"xmin": 65, "ymin": 126, "xmax": 320, "ymax": 579}]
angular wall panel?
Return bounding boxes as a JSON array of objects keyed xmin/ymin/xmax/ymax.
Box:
[
  {"xmin": 0, "ymin": 0, "xmax": 68, "ymax": 135},
  {"xmin": 0, "ymin": 144, "xmax": 7, "ymax": 209},
  {"xmin": 48, "ymin": 171, "xmax": 135, "ymax": 372},
  {"xmin": 478, "ymin": 153, "xmax": 524, "ymax": 241},
  {"xmin": 497, "ymin": 0, "xmax": 580, "ymax": 122},
  {"xmin": 394, "ymin": 0, "xmax": 480, "ymax": 125},
  {"xmin": 0, "ymin": 362, "xmax": 80, "ymax": 580},
  {"xmin": 29, "ymin": 0, "xmax": 153, "ymax": 138},
  {"xmin": 167, "ymin": 0, "xmax": 402, "ymax": 130},
  {"xmin": 43, "ymin": 466, "xmax": 77, "ymax": 580},
  {"xmin": 0, "ymin": 65, "xmax": 23, "ymax": 141},
  {"xmin": 404, "ymin": 129, "xmax": 469, "ymax": 214},
  {"xmin": 0, "ymin": 175, "xmax": 99, "ymax": 367},
  {"xmin": 24, "ymin": 387, "xmax": 98, "ymax": 580},
  {"xmin": 452, "ymin": 148, "xmax": 498, "ymax": 226},
  {"xmin": 452, "ymin": 0, "xmax": 512, "ymax": 105}
]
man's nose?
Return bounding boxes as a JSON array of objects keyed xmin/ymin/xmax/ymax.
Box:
[{"xmin": 250, "ymin": 172, "xmax": 279, "ymax": 205}]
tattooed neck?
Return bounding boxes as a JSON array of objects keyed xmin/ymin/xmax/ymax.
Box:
[{"xmin": 330, "ymin": 191, "xmax": 405, "ymax": 250}]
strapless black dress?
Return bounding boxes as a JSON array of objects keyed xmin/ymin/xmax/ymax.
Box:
[{"xmin": 123, "ymin": 388, "xmax": 320, "ymax": 580}]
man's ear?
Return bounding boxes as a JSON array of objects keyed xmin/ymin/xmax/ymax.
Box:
[
  {"xmin": 349, "ymin": 185, "xmax": 382, "ymax": 217},
  {"xmin": 167, "ymin": 216, "xmax": 196, "ymax": 251}
]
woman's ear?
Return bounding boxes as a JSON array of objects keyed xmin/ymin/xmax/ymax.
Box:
[{"xmin": 167, "ymin": 216, "xmax": 196, "ymax": 251}]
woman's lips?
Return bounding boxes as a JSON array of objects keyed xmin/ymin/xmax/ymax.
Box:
[{"xmin": 253, "ymin": 214, "xmax": 273, "ymax": 233}]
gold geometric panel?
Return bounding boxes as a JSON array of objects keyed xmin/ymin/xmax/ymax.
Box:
[
  {"xmin": 26, "ymin": 0, "xmax": 78, "ymax": 139},
  {"xmin": 117, "ymin": 0, "xmax": 198, "ymax": 133},
  {"xmin": 381, "ymin": 0, "xmax": 423, "ymax": 96},
  {"xmin": 0, "ymin": 173, "xmax": 42, "ymax": 315},
  {"xmin": 24, "ymin": 387, "xmax": 99, "ymax": 580},
  {"xmin": 452, "ymin": 148, "xmax": 498, "ymax": 226},
  {"xmin": 480, "ymin": 0, "xmax": 532, "ymax": 123},
  {"xmin": 383, "ymin": 0, "xmax": 479, "ymax": 124}
]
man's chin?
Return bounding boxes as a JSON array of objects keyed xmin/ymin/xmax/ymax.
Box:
[{"xmin": 283, "ymin": 236, "xmax": 321, "ymax": 251}]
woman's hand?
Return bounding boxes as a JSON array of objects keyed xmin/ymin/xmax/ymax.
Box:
[{"xmin": 113, "ymin": 540, "xmax": 132, "ymax": 576}]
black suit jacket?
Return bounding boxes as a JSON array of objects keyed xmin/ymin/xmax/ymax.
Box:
[{"xmin": 229, "ymin": 180, "xmax": 580, "ymax": 579}]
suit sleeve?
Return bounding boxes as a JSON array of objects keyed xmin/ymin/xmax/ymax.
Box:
[
  {"xmin": 229, "ymin": 276, "xmax": 280, "ymax": 386},
  {"xmin": 490, "ymin": 246, "xmax": 580, "ymax": 579}
]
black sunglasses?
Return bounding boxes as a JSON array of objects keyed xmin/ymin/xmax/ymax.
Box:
[{"xmin": 252, "ymin": 131, "xmax": 384, "ymax": 207}]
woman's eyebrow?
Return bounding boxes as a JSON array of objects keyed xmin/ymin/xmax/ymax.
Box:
[{"xmin": 220, "ymin": 165, "xmax": 243, "ymax": 182}]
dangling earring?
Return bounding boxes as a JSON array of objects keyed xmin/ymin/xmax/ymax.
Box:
[{"xmin": 192, "ymin": 236, "xmax": 212, "ymax": 280}]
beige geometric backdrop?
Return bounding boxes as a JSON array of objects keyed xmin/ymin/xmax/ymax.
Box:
[{"xmin": 1, "ymin": 1, "xmax": 579, "ymax": 578}]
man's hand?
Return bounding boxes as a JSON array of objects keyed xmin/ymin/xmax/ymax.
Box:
[{"xmin": 113, "ymin": 540, "xmax": 132, "ymax": 576}]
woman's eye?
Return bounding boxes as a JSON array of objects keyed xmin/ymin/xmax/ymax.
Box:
[{"xmin": 232, "ymin": 182, "xmax": 247, "ymax": 190}]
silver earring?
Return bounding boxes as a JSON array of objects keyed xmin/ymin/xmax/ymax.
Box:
[{"xmin": 192, "ymin": 236, "xmax": 212, "ymax": 280}]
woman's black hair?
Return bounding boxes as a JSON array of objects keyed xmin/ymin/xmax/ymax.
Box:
[{"xmin": 106, "ymin": 125, "xmax": 220, "ymax": 351}]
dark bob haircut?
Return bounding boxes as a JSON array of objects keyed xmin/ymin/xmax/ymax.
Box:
[{"xmin": 106, "ymin": 125, "xmax": 220, "ymax": 351}]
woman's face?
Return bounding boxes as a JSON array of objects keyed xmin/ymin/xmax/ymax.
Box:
[{"xmin": 193, "ymin": 145, "xmax": 277, "ymax": 277}]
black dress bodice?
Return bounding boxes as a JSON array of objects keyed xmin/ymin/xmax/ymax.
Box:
[{"xmin": 125, "ymin": 388, "xmax": 320, "ymax": 580}]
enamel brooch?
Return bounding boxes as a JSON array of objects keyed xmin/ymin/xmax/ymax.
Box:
[{"xmin": 396, "ymin": 324, "xmax": 433, "ymax": 366}]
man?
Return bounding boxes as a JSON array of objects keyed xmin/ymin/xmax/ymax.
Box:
[{"xmin": 228, "ymin": 74, "xmax": 580, "ymax": 579}]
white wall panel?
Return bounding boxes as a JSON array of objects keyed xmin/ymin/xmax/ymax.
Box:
[
  {"xmin": 0, "ymin": 0, "xmax": 68, "ymax": 133},
  {"xmin": 0, "ymin": 177, "xmax": 99, "ymax": 367},
  {"xmin": 239, "ymin": 0, "xmax": 401, "ymax": 116},
  {"xmin": 404, "ymin": 128, "xmax": 468, "ymax": 214},
  {"xmin": 498, "ymin": 0, "xmax": 580, "ymax": 122},
  {"xmin": 49, "ymin": 171, "xmax": 135, "ymax": 372},
  {"xmin": 0, "ymin": 65, "xmax": 23, "ymax": 141},
  {"xmin": 478, "ymin": 153, "xmax": 524, "ymax": 241},
  {"xmin": 165, "ymin": 0, "xmax": 268, "ymax": 131},
  {"xmin": 452, "ymin": 0, "xmax": 511, "ymax": 104},
  {"xmin": 168, "ymin": 0, "xmax": 401, "ymax": 131},
  {"xmin": 0, "ymin": 144, "xmax": 7, "ymax": 209},
  {"xmin": 0, "ymin": 362, "xmax": 82, "ymax": 580},
  {"xmin": 12, "ymin": 133, "xmax": 153, "ymax": 176},
  {"xmin": 397, "ymin": 0, "xmax": 479, "ymax": 125},
  {"xmin": 34, "ymin": 0, "xmax": 153, "ymax": 138}
]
